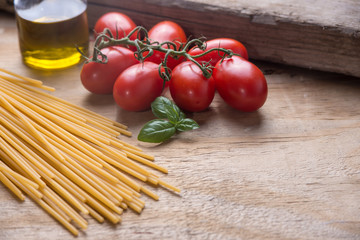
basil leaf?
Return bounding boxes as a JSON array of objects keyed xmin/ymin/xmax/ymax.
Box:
[
  {"xmin": 151, "ymin": 97, "xmax": 172, "ymax": 119},
  {"xmin": 151, "ymin": 96, "xmax": 184, "ymax": 123},
  {"xmin": 176, "ymin": 118, "xmax": 200, "ymax": 132},
  {"xmin": 178, "ymin": 109, "xmax": 186, "ymax": 121},
  {"xmin": 169, "ymin": 100, "xmax": 185, "ymax": 121},
  {"xmin": 138, "ymin": 96, "xmax": 199, "ymax": 143},
  {"xmin": 138, "ymin": 119, "xmax": 176, "ymax": 143}
]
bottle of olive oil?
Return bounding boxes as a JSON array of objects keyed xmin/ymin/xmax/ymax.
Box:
[{"xmin": 15, "ymin": 0, "xmax": 89, "ymax": 70}]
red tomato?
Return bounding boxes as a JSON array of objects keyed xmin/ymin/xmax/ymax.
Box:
[
  {"xmin": 113, "ymin": 62, "xmax": 164, "ymax": 111},
  {"xmin": 145, "ymin": 21, "xmax": 187, "ymax": 69},
  {"xmin": 213, "ymin": 56, "xmax": 267, "ymax": 112},
  {"xmin": 188, "ymin": 38, "xmax": 248, "ymax": 67},
  {"xmin": 80, "ymin": 46, "xmax": 138, "ymax": 94},
  {"xmin": 170, "ymin": 61, "xmax": 215, "ymax": 112},
  {"xmin": 94, "ymin": 12, "xmax": 138, "ymax": 51}
]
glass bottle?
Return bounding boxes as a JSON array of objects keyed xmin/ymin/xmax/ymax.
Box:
[{"xmin": 14, "ymin": 0, "xmax": 89, "ymax": 70}]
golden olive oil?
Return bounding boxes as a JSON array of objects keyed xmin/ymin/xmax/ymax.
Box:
[{"xmin": 15, "ymin": 0, "xmax": 89, "ymax": 70}]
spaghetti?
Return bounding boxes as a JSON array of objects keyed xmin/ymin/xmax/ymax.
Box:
[{"xmin": 0, "ymin": 68, "xmax": 179, "ymax": 236}]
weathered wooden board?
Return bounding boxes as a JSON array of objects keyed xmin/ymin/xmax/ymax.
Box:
[
  {"xmin": 87, "ymin": 0, "xmax": 360, "ymax": 77},
  {"xmin": 1, "ymin": 12, "xmax": 360, "ymax": 240},
  {"xmin": 0, "ymin": 0, "xmax": 14, "ymax": 13}
]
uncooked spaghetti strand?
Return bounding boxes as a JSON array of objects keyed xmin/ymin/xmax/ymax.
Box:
[
  {"xmin": 31, "ymin": 161, "xmax": 89, "ymax": 215},
  {"xmin": 0, "ymin": 108, "xmax": 56, "ymax": 163},
  {"xmin": 59, "ymin": 162, "xmax": 122, "ymax": 215},
  {"xmin": 42, "ymin": 187, "xmax": 88, "ymax": 230},
  {"xmin": 83, "ymin": 203, "xmax": 104, "ymax": 223},
  {"xmin": 30, "ymin": 115, "xmax": 109, "ymax": 168},
  {"xmin": 0, "ymin": 137, "xmax": 43, "ymax": 187},
  {"xmin": 45, "ymin": 134, "xmax": 103, "ymax": 170},
  {"xmin": 0, "ymin": 93, "xmax": 47, "ymax": 146},
  {"xmin": 0, "ymin": 157, "xmax": 44, "ymax": 200},
  {"xmin": 123, "ymin": 199, "xmax": 143, "ymax": 214},
  {"xmin": 114, "ymin": 143, "xmax": 155, "ymax": 161},
  {"xmin": 5, "ymin": 85, "xmax": 120, "ymax": 143},
  {"xmin": 117, "ymin": 180, "xmax": 142, "ymax": 198},
  {"xmin": 11, "ymin": 94, "xmax": 112, "ymax": 148},
  {"xmin": 1, "ymin": 74, "xmax": 128, "ymax": 133},
  {"xmin": 105, "ymin": 156, "xmax": 148, "ymax": 182},
  {"xmin": 141, "ymin": 186, "xmax": 159, "ymax": 201},
  {"xmin": 157, "ymin": 178, "xmax": 181, "ymax": 193},
  {"xmin": 41, "ymin": 194, "xmax": 72, "ymax": 223},
  {"xmin": 17, "ymin": 82, "xmax": 127, "ymax": 130},
  {"xmin": 127, "ymin": 195, "xmax": 145, "ymax": 210},
  {"xmin": 84, "ymin": 193, "xmax": 121, "ymax": 224},
  {"xmin": 102, "ymin": 144, "xmax": 152, "ymax": 177},
  {"xmin": 91, "ymin": 154, "xmax": 143, "ymax": 192},
  {"xmin": 0, "ymin": 156, "xmax": 40, "ymax": 189},
  {"xmin": 0, "ymin": 170, "xmax": 25, "ymax": 200},
  {"xmin": 0, "ymin": 93, "xmax": 64, "ymax": 162},
  {"xmin": 39, "ymin": 149, "xmax": 118, "ymax": 211},
  {"xmin": 14, "ymin": 178, "xmax": 80, "ymax": 236},
  {"xmin": 28, "ymin": 107, "xmax": 112, "ymax": 162},
  {"xmin": 60, "ymin": 119, "xmax": 112, "ymax": 145},
  {"xmin": 98, "ymin": 177, "xmax": 132, "ymax": 202},
  {"xmin": 124, "ymin": 150, "xmax": 168, "ymax": 174},
  {"xmin": 1, "ymin": 85, "xmax": 113, "ymax": 157},
  {"xmin": 0, "ymin": 75, "xmax": 55, "ymax": 91},
  {"xmin": 50, "ymin": 100, "xmax": 126, "ymax": 130},
  {"xmin": 91, "ymin": 142, "xmax": 148, "ymax": 181},
  {"xmin": 0, "ymin": 68, "xmax": 43, "ymax": 85},
  {"xmin": 85, "ymin": 118, "xmax": 124, "ymax": 136},
  {"xmin": 0, "ymin": 82, "xmax": 103, "ymax": 137},
  {"xmin": 71, "ymin": 181, "xmax": 121, "ymax": 223},
  {"xmin": 62, "ymin": 155, "xmax": 124, "ymax": 206},
  {"xmin": 119, "ymin": 202, "xmax": 128, "ymax": 210},
  {"xmin": 48, "ymin": 177, "xmax": 89, "ymax": 215},
  {"xmin": 52, "ymin": 174, "xmax": 87, "ymax": 203},
  {"xmin": 38, "ymin": 122, "xmax": 143, "ymax": 188},
  {"xmin": 45, "ymin": 134, "xmax": 121, "ymax": 185},
  {"xmin": 111, "ymin": 137, "xmax": 143, "ymax": 152},
  {"xmin": 147, "ymin": 175, "xmax": 159, "ymax": 185},
  {"xmin": 0, "ymin": 112, "xmax": 91, "ymax": 206},
  {"xmin": 0, "ymin": 80, "xmax": 84, "ymax": 121},
  {"xmin": 2, "ymin": 171, "xmax": 43, "ymax": 203},
  {"xmin": 38, "ymin": 198, "xmax": 79, "ymax": 236},
  {"xmin": 0, "ymin": 123, "xmax": 55, "ymax": 179},
  {"xmin": 0, "ymin": 81, "xmax": 111, "ymax": 146}
]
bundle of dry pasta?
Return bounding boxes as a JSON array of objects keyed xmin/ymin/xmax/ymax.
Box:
[{"xmin": 0, "ymin": 68, "xmax": 179, "ymax": 236}]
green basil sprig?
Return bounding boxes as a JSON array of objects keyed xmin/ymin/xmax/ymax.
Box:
[{"xmin": 138, "ymin": 97, "xmax": 199, "ymax": 143}]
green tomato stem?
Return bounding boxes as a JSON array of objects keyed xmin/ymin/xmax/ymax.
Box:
[{"xmin": 88, "ymin": 26, "xmax": 236, "ymax": 80}]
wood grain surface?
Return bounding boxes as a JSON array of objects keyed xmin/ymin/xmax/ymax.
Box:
[
  {"xmin": 87, "ymin": 0, "xmax": 360, "ymax": 78},
  {"xmin": 0, "ymin": 11, "xmax": 360, "ymax": 240}
]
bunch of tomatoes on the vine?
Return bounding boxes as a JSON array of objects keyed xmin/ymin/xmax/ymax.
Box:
[{"xmin": 80, "ymin": 12, "xmax": 268, "ymax": 142}]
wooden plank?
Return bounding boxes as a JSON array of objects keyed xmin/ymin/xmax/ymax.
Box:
[
  {"xmin": 1, "ymin": 12, "xmax": 360, "ymax": 240},
  {"xmin": 87, "ymin": 0, "xmax": 360, "ymax": 77},
  {"xmin": 0, "ymin": 0, "xmax": 14, "ymax": 13}
]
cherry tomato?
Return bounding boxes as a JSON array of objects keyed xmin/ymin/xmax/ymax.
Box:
[
  {"xmin": 94, "ymin": 12, "xmax": 138, "ymax": 51},
  {"xmin": 170, "ymin": 61, "xmax": 215, "ymax": 112},
  {"xmin": 80, "ymin": 46, "xmax": 138, "ymax": 94},
  {"xmin": 145, "ymin": 21, "xmax": 187, "ymax": 69},
  {"xmin": 188, "ymin": 38, "xmax": 248, "ymax": 67},
  {"xmin": 113, "ymin": 62, "xmax": 164, "ymax": 111},
  {"xmin": 213, "ymin": 56, "xmax": 267, "ymax": 112}
]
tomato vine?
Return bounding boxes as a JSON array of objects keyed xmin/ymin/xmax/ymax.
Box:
[{"xmin": 82, "ymin": 26, "xmax": 239, "ymax": 81}]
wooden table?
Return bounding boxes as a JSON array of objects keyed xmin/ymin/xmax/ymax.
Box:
[{"xmin": 0, "ymin": 11, "xmax": 360, "ymax": 240}]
